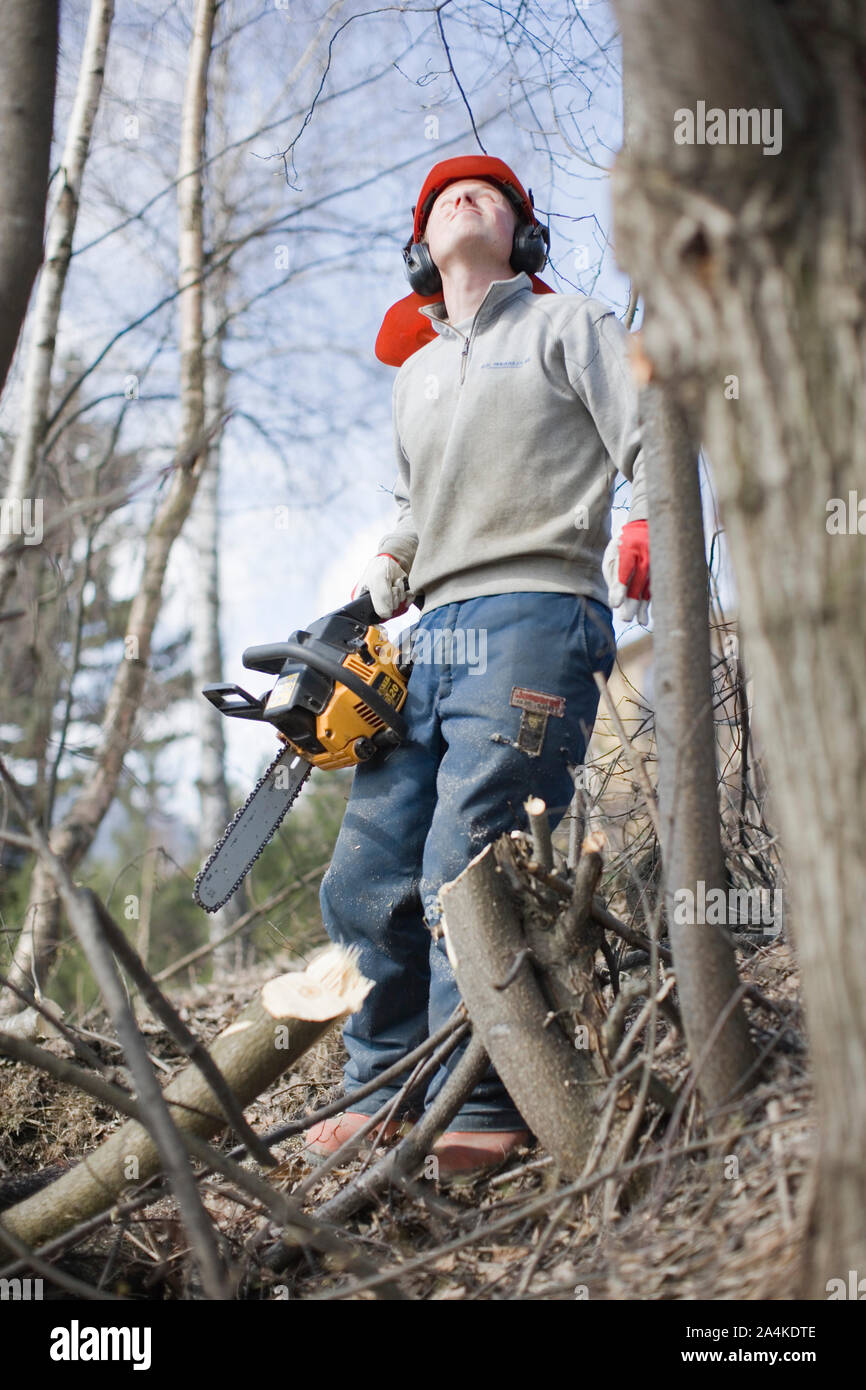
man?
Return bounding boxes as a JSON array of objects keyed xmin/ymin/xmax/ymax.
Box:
[{"xmin": 309, "ymin": 156, "xmax": 651, "ymax": 1175}]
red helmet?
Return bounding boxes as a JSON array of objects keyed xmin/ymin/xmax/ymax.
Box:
[
  {"xmin": 375, "ymin": 155, "xmax": 553, "ymax": 367},
  {"xmin": 411, "ymin": 155, "xmax": 538, "ymax": 242}
]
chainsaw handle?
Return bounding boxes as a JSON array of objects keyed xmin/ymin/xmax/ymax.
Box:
[
  {"xmin": 338, "ymin": 591, "xmax": 380, "ymax": 626},
  {"xmin": 242, "ymin": 644, "xmax": 295, "ymax": 675}
]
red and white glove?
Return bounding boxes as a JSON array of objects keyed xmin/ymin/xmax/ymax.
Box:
[
  {"xmin": 353, "ymin": 553, "xmax": 414, "ymax": 619},
  {"xmin": 602, "ymin": 518, "xmax": 651, "ymax": 626}
]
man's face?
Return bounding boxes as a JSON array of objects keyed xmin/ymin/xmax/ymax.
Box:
[{"xmin": 423, "ymin": 178, "xmax": 518, "ymax": 274}]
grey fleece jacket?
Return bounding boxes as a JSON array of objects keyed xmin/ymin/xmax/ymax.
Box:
[{"xmin": 377, "ymin": 271, "xmax": 647, "ymax": 613}]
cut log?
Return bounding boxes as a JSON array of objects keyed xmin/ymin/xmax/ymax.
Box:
[{"xmin": 0, "ymin": 945, "xmax": 370, "ymax": 1249}]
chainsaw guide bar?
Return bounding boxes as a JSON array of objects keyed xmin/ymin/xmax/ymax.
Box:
[{"xmin": 193, "ymin": 746, "xmax": 312, "ymax": 912}]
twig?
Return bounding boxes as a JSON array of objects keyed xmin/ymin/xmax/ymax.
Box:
[
  {"xmin": 650, "ymin": 981, "xmax": 751, "ymax": 1210},
  {"xmin": 291, "ymin": 1020, "xmax": 470, "ymax": 1200},
  {"xmin": 593, "ymin": 670, "xmax": 663, "ymax": 840},
  {"xmin": 0, "ymin": 1220, "xmax": 124, "ymax": 1302},
  {"xmin": 435, "ymin": 5, "xmax": 487, "ymax": 154},
  {"xmin": 0, "ymin": 1184, "xmax": 168, "ymax": 1281},
  {"xmin": 489, "ymin": 1154, "xmax": 553, "ymax": 1187},
  {"xmin": 515, "ymin": 1194, "xmax": 572, "ymax": 1297},
  {"xmin": 0, "ymin": 972, "xmax": 109, "ymax": 1075}
]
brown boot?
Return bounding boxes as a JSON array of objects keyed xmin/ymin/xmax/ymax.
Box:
[
  {"xmin": 432, "ymin": 1129, "xmax": 531, "ymax": 1178},
  {"xmin": 305, "ymin": 1111, "xmax": 408, "ymax": 1162}
]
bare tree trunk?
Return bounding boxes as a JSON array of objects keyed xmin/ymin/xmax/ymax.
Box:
[
  {"xmin": 621, "ymin": 72, "xmax": 755, "ymax": 1115},
  {"xmin": 190, "ymin": 46, "xmax": 240, "ymax": 971},
  {"xmin": 0, "ymin": 0, "xmax": 219, "ymax": 1018},
  {"xmin": 190, "ymin": 327, "xmax": 240, "ymax": 975},
  {"xmin": 0, "ymin": 0, "xmax": 114, "ymax": 620},
  {"xmin": 0, "ymin": 0, "xmax": 58, "ymax": 400},
  {"xmin": 640, "ymin": 385, "xmax": 756, "ymax": 1112},
  {"xmin": 611, "ymin": 0, "xmax": 866, "ymax": 1295}
]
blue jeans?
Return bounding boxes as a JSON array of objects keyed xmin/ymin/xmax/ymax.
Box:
[{"xmin": 319, "ymin": 591, "xmax": 615, "ymax": 1130}]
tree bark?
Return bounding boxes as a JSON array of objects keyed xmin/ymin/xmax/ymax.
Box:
[
  {"xmin": 1, "ymin": 0, "xmax": 219, "ymax": 1017},
  {"xmin": 0, "ymin": 0, "xmax": 114, "ymax": 621},
  {"xmin": 0, "ymin": 943, "xmax": 371, "ymax": 1249},
  {"xmin": 610, "ymin": 0, "xmax": 866, "ymax": 1295},
  {"xmin": 640, "ymin": 386, "xmax": 756, "ymax": 1112},
  {"xmin": 0, "ymin": 0, "xmax": 58, "ymax": 400}
]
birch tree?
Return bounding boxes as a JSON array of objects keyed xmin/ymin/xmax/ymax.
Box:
[{"xmin": 611, "ymin": 0, "xmax": 866, "ymax": 1295}]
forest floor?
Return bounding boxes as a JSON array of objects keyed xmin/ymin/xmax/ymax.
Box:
[{"xmin": 0, "ymin": 929, "xmax": 811, "ymax": 1301}]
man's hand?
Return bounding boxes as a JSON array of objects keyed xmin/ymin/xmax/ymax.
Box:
[
  {"xmin": 602, "ymin": 518, "xmax": 651, "ymax": 626},
  {"xmin": 353, "ymin": 553, "xmax": 414, "ymax": 619}
]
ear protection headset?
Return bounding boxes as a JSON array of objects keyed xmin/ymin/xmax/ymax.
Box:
[{"xmin": 402, "ymin": 169, "xmax": 550, "ymax": 297}]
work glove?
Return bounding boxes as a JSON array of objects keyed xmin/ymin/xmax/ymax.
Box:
[
  {"xmin": 353, "ymin": 553, "xmax": 414, "ymax": 619},
  {"xmin": 602, "ymin": 518, "xmax": 651, "ymax": 626}
]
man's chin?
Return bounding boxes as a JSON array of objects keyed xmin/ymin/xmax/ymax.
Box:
[{"xmin": 435, "ymin": 233, "xmax": 512, "ymax": 272}]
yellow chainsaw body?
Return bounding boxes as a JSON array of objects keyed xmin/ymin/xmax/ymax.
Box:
[{"xmin": 275, "ymin": 624, "xmax": 408, "ymax": 770}]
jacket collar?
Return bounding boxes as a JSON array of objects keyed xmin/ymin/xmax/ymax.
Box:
[{"xmin": 419, "ymin": 272, "xmax": 532, "ymax": 340}]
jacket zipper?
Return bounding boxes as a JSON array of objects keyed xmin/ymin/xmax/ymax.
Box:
[{"xmin": 459, "ymin": 331, "xmax": 471, "ymax": 386}]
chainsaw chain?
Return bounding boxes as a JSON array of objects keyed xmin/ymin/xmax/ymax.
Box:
[{"xmin": 193, "ymin": 747, "xmax": 311, "ymax": 912}]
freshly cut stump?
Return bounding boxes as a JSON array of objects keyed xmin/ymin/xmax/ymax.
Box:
[{"xmin": 440, "ymin": 842, "xmax": 603, "ymax": 1178}]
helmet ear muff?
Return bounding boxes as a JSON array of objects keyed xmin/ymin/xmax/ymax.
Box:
[
  {"xmin": 403, "ymin": 240, "xmax": 442, "ymax": 296},
  {"xmin": 510, "ymin": 219, "xmax": 550, "ymax": 275}
]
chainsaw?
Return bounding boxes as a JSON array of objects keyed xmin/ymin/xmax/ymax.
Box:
[{"xmin": 193, "ymin": 592, "xmax": 411, "ymax": 913}]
